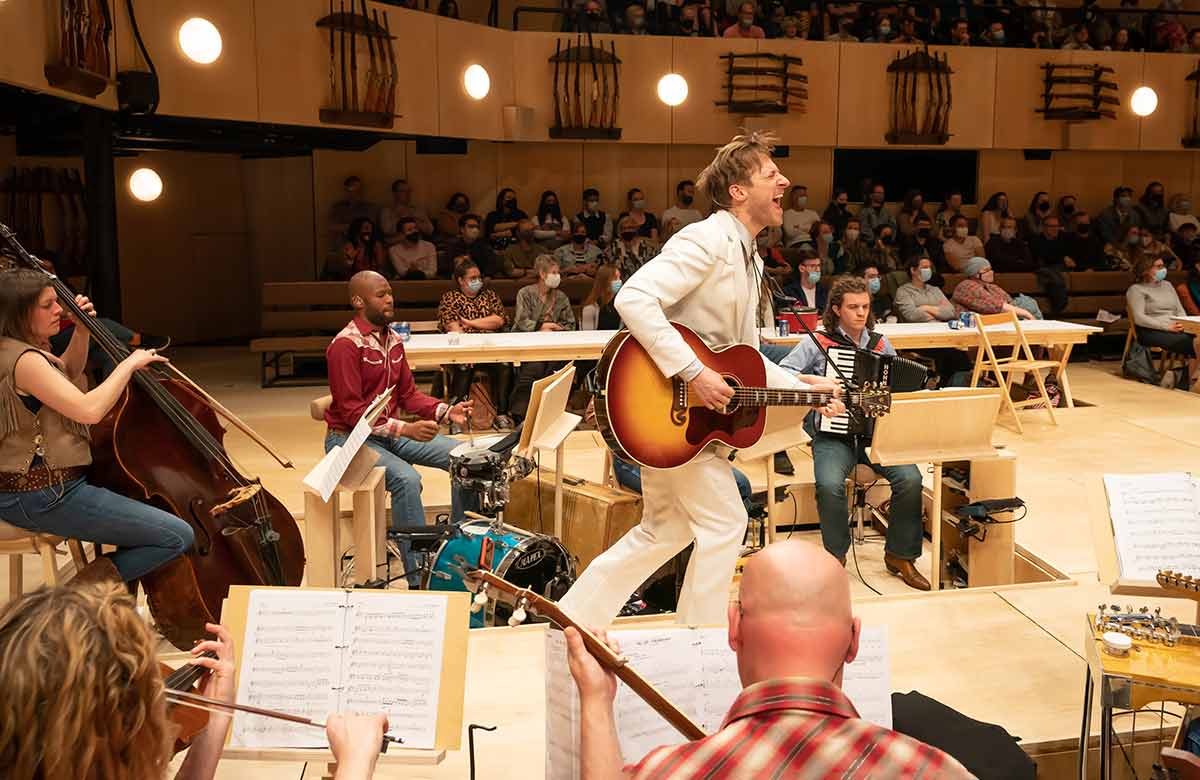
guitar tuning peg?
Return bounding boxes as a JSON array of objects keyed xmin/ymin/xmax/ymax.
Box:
[
  {"xmin": 1140, "ymin": 606, "xmax": 1150, "ymax": 614},
  {"xmin": 1111, "ymin": 604, "xmax": 1121, "ymax": 612},
  {"xmin": 473, "ymin": 588, "xmax": 490, "ymax": 606},
  {"xmin": 508, "ymin": 598, "xmax": 528, "ymax": 627},
  {"xmin": 1125, "ymin": 604, "xmax": 1134, "ymax": 614}
]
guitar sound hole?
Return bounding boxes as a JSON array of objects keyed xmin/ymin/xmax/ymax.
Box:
[{"xmin": 722, "ymin": 376, "xmax": 741, "ymax": 413}]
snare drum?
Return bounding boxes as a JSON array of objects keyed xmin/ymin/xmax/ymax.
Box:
[
  {"xmin": 449, "ymin": 434, "xmax": 507, "ymax": 492},
  {"xmin": 425, "ymin": 519, "xmax": 575, "ymax": 628}
]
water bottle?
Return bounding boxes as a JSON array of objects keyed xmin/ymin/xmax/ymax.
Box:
[{"xmin": 390, "ymin": 321, "xmax": 411, "ymax": 342}]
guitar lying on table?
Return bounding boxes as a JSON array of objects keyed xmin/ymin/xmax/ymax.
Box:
[
  {"xmin": 593, "ymin": 322, "xmax": 892, "ymax": 469},
  {"xmin": 463, "ymin": 567, "xmax": 707, "ymax": 742}
]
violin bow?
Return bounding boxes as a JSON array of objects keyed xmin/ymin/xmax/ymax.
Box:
[{"xmin": 164, "ymin": 688, "xmax": 402, "ymax": 751}]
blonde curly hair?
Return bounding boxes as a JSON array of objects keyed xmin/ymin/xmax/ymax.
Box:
[{"xmin": 0, "ymin": 582, "xmax": 173, "ymax": 780}]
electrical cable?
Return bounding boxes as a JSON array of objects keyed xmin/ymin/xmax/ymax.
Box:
[{"xmin": 123, "ymin": 0, "xmax": 159, "ymax": 114}]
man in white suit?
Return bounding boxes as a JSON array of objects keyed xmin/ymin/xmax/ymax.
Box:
[{"xmin": 558, "ymin": 132, "xmax": 842, "ymax": 628}]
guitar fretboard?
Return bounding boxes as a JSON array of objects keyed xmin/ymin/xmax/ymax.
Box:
[{"xmin": 728, "ymin": 387, "xmax": 840, "ymax": 407}]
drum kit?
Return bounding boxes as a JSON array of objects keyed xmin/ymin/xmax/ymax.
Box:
[{"xmin": 421, "ymin": 434, "xmax": 576, "ymax": 628}]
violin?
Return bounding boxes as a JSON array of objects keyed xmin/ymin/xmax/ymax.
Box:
[
  {"xmin": 162, "ymin": 651, "xmax": 217, "ymax": 753},
  {"xmin": 0, "ymin": 224, "xmax": 306, "ymax": 650}
]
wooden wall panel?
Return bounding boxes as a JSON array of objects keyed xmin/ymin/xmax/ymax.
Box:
[
  {"xmin": 667, "ymin": 144, "xmax": 725, "ymax": 214},
  {"xmin": 510, "ymin": 31, "xmax": 561, "ymax": 142},
  {"xmin": 992, "ymin": 48, "xmax": 1070, "ymax": 150},
  {"xmin": 389, "ymin": 8, "xmax": 441, "ymax": 137},
  {"xmin": 977, "ymin": 150, "xmax": 1057, "ymax": 218},
  {"xmin": 1137, "ymin": 53, "xmax": 1196, "ymax": 151},
  {"xmin": 0, "ymin": 0, "xmax": 117, "ymax": 108},
  {"xmin": 494, "ymin": 143, "xmax": 585, "ymax": 218},
  {"xmin": 437, "ymin": 19, "xmax": 514, "ymax": 140},
  {"xmin": 581, "ymin": 144, "xmax": 672, "ymax": 218},
  {"xmin": 670, "ymin": 37, "xmax": 754, "ymax": 145},
  {"xmin": 1048, "ymin": 151, "xmax": 1128, "ymax": 215},
  {"xmin": 242, "ymin": 156, "xmax": 317, "ymax": 284},
  {"xmin": 1119, "ymin": 151, "xmax": 1196, "ymax": 206},
  {"xmin": 776, "ymin": 147, "xmax": 835, "ymax": 212},
  {"xmin": 749, "ymin": 40, "xmax": 839, "ymax": 148},
  {"xmin": 312, "ymin": 142, "xmax": 408, "ymax": 254},
  {"xmin": 834, "ymin": 43, "xmax": 901, "ymax": 149},
  {"xmin": 114, "ymin": 0, "xmax": 259, "ymax": 122},
  {"xmin": 1063, "ymin": 50, "xmax": 1142, "ymax": 151},
  {"xmin": 405, "ymin": 141, "xmax": 500, "ymax": 225},
  {"xmin": 940, "ymin": 46, "xmax": 996, "ymax": 149}
]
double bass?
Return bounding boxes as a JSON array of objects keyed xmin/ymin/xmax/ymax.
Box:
[{"xmin": 0, "ymin": 224, "xmax": 305, "ymax": 650}]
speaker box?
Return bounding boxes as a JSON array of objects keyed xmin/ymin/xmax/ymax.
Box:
[
  {"xmin": 1022, "ymin": 149, "xmax": 1053, "ymax": 161},
  {"xmin": 117, "ymin": 70, "xmax": 159, "ymax": 115}
]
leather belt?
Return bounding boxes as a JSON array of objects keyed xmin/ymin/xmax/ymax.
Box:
[{"xmin": 0, "ymin": 465, "xmax": 87, "ymax": 492}]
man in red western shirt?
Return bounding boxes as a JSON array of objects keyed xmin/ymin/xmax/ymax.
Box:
[{"xmin": 325, "ymin": 271, "xmax": 473, "ymax": 588}]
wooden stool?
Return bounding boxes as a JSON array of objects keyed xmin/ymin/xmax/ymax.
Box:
[
  {"xmin": 303, "ymin": 466, "xmax": 388, "ymax": 587},
  {"xmin": 0, "ymin": 518, "xmax": 89, "ymax": 600}
]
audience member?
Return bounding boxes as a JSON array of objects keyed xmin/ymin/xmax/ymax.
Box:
[
  {"xmin": 436, "ymin": 192, "xmax": 471, "ymax": 243},
  {"xmin": 948, "ymin": 17, "xmax": 972, "ymax": 44},
  {"xmin": 555, "ymin": 220, "xmax": 605, "ymax": 275},
  {"xmin": 1030, "ymin": 0, "xmax": 1066, "ymax": 45},
  {"xmin": 535, "ymin": 190, "xmax": 570, "ymax": 246},
  {"xmin": 1097, "ymin": 185, "xmax": 1143, "ymax": 246},
  {"xmin": 509, "ymin": 256, "xmax": 577, "ymax": 420},
  {"xmin": 872, "ymin": 224, "xmax": 901, "ymax": 272},
  {"xmin": 1056, "ymin": 194, "xmax": 1080, "ymax": 233},
  {"xmin": 779, "ymin": 14, "xmax": 802, "ymax": 38},
  {"xmin": 1186, "ymin": 26, "xmax": 1200, "ymax": 52},
  {"xmin": 1169, "ymin": 193, "xmax": 1199, "ymax": 234},
  {"xmin": 623, "ymin": 2, "xmax": 650, "ymax": 33},
  {"xmin": 387, "ymin": 217, "xmax": 438, "ymax": 279},
  {"xmin": 896, "ymin": 189, "xmax": 931, "ymax": 237},
  {"xmin": 619, "ymin": 187, "xmax": 660, "ymax": 240},
  {"xmin": 757, "ymin": 227, "xmax": 793, "ymax": 277},
  {"xmin": 895, "ymin": 257, "xmax": 975, "ymax": 384},
  {"xmin": 577, "ymin": 187, "xmax": 615, "ymax": 246},
  {"xmin": 570, "ymin": 0, "xmax": 612, "ymax": 32},
  {"xmin": 444, "ymin": 213, "xmax": 500, "ymax": 278},
  {"xmin": 661, "ymin": 179, "xmax": 703, "ymax": 238},
  {"xmin": 781, "ymin": 279, "xmax": 929, "ymax": 589},
  {"xmin": 823, "ymin": 187, "xmax": 854, "ymax": 237},
  {"xmin": 581, "ymin": 264, "xmax": 624, "ymax": 329},
  {"xmin": 934, "ymin": 190, "xmax": 964, "ymax": 239},
  {"xmin": 1136, "ymin": 181, "xmax": 1170, "ymax": 237},
  {"xmin": 1106, "ymin": 26, "xmax": 1135, "ymax": 49},
  {"xmin": 1178, "ymin": 262, "xmax": 1200, "ymax": 314},
  {"xmin": 840, "ymin": 217, "xmax": 875, "ymax": 273},
  {"xmin": 499, "ymin": 218, "xmax": 542, "ymax": 278},
  {"xmin": 329, "ymin": 175, "xmax": 378, "ymax": 247},
  {"xmin": 857, "ymin": 183, "xmax": 897, "ymax": 243},
  {"xmin": 1105, "ymin": 223, "xmax": 1143, "ymax": 271},
  {"xmin": 484, "ymin": 188, "xmax": 527, "ymax": 249},
  {"xmin": 438, "ymin": 0, "xmax": 459, "ymax": 17},
  {"xmin": 1030, "ymin": 215, "xmax": 1071, "ymax": 316},
  {"xmin": 611, "ymin": 216, "xmax": 660, "ymax": 279},
  {"xmin": 900, "ymin": 212, "xmax": 946, "ymax": 271},
  {"xmin": 866, "ymin": 15, "xmax": 895, "ymax": 42},
  {"xmin": 952, "ymin": 256, "xmax": 1037, "ymax": 319},
  {"xmin": 783, "ymin": 185, "xmax": 821, "ymax": 248},
  {"xmin": 783, "ymin": 250, "xmax": 827, "ymax": 310},
  {"xmin": 379, "ymin": 178, "xmax": 433, "ymax": 242},
  {"xmin": 1139, "ymin": 225, "xmax": 1182, "ymax": 270},
  {"xmin": 326, "ymin": 217, "xmax": 386, "ymax": 280},
  {"xmin": 1061, "ymin": 23, "xmax": 1094, "ymax": 48},
  {"xmin": 858, "ymin": 260, "xmax": 896, "ymax": 320},
  {"xmin": 980, "ymin": 21, "xmax": 1008, "ymax": 45},
  {"xmin": 985, "ymin": 216, "xmax": 1036, "ymax": 272},
  {"xmin": 826, "ymin": 16, "xmax": 861, "ymax": 41},
  {"xmin": 724, "ymin": 1, "xmax": 767, "ymax": 37},
  {"xmin": 894, "ymin": 15, "xmax": 924, "ymax": 43},
  {"xmin": 813, "ymin": 220, "xmax": 846, "ymax": 274},
  {"xmin": 1128, "ymin": 255, "xmax": 1198, "ymax": 385},
  {"xmin": 1066, "ymin": 211, "xmax": 1108, "ymax": 270},
  {"xmin": 943, "ymin": 214, "xmax": 986, "ymax": 272},
  {"xmin": 1172, "ymin": 221, "xmax": 1200, "ymax": 270},
  {"xmin": 1023, "ymin": 191, "xmax": 1053, "ymax": 239},
  {"xmin": 978, "ymin": 191, "xmax": 1012, "ymax": 239},
  {"xmin": 669, "ymin": 3, "xmax": 704, "ymax": 35},
  {"xmin": 437, "ymin": 259, "xmax": 514, "ymax": 429}
]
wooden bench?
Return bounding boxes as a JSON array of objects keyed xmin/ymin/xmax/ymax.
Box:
[{"xmin": 250, "ymin": 278, "xmax": 594, "ymax": 387}]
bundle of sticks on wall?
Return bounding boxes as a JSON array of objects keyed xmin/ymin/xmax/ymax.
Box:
[
  {"xmin": 886, "ymin": 47, "xmax": 952, "ymax": 145},
  {"xmin": 317, "ymin": 0, "xmax": 399, "ymax": 128},
  {"xmin": 549, "ymin": 34, "xmax": 621, "ymax": 139},
  {"xmin": 45, "ymin": 0, "xmax": 113, "ymax": 98},
  {"xmin": 716, "ymin": 53, "xmax": 807, "ymax": 115},
  {"xmin": 0, "ymin": 167, "xmax": 88, "ymax": 277},
  {"xmin": 1037, "ymin": 64, "xmax": 1118, "ymax": 121},
  {"xmin": 1186, "ymin": 60, "xmax": 1200, "ymax": 147}
]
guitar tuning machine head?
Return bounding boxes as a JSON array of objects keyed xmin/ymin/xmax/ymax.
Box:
[
  {"xmin": 471, "ymin": 586, "xmax": 490, "ymax": 613},
  {"xmin": 507, "ymin": 598, "xmax": 529, "ymax": 627}
]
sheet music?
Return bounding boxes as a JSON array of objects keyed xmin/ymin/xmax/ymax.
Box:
[
  {"xmin": 302, "ymin": 392, "xmax": 390, "ymax": 501},
  {"xmin": 341, "ymin": 593, "xmax": 447, "ymax": 750},
  {"xmin": 610, "ymin": 630, "xmax": 703, "ymax": 764},
  {"xmin": 842, "ymin": 625, "xmax": 892, "ymax": 730},
  {"xmin": 230, "ymin": 589, "xmax": 348, "ymax": 748},
  {"xmin": 545, "ymin": 631, "xmax": 580, "ymax": 780},
  {"xmin": 1104, "ymin": 472, "xmax": 1200, "ymax": 581}
]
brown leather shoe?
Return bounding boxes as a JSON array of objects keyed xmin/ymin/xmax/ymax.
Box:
[
  {"xmin": 70, "ymin": 555, "xmax": 124, "ymax": 589},
  {"xmin": 884, "ymin": 553, "xmax": 931, "ymax": 591}
]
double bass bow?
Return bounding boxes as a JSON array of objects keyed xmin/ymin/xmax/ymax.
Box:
[{"xmin": 0, "ymin": 223, "xmax": 306, "ymax": 650}]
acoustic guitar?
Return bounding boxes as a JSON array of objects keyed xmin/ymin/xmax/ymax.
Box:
[
  {"xmin": 593, "ymin": 323, "xmax": 891, "ymax": 469},
  {"xmin": 463, "ymin": 566, "xmax": 706, "ymax": 741}
]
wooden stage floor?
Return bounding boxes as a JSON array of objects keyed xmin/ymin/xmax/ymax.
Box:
[{"xmin": 5, "ymin": 348, "xmax": 1200, "ymax": 779}]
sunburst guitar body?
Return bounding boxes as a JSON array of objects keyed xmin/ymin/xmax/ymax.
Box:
[{"xmin": 594, "ymin": 323, "xmax": 890, "ymax": 470}]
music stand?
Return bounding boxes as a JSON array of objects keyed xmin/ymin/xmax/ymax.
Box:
[
  {"xmin": 516, "ymin": 363, "xmax": 581, "ymax": 540},
  {"xmin": 867, "ymin": 388, "xmax": 1002, "ymax": 590}
]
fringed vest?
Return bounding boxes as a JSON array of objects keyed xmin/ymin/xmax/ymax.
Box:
[{"xmin": 0, "ymin": 338, "xmax": 92, "ymax": 474}]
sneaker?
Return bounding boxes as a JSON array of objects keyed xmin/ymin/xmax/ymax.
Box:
[{"xmin": 493, "ymin": 414, "xmax": 515, "ymax": 430}]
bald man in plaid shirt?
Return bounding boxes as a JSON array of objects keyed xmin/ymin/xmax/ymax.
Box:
[{"xmin": 564, "ymin": 541, "xmax": 976, "ymax": 779}]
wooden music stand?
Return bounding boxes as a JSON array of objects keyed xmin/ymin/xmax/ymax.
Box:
[
  {"xmin": 516, "ymin": 363, "xmax": 581, "ymax": 540},
  {"xmin": 867, "ymin": 388, "xmax": 1003, "ymax": 590}
]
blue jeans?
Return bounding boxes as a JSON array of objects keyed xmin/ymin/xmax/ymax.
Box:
[
  {"xmin": 0, "ymin": 478, "xmax": 194, "ymax": 580},
  {"xmin": 810, "ymin": 432, "xmax": 923, "ymax": 561},
  {"xmin": 759, "ymin": 342, "xmax": 793, "ymax": 365},
  {"xmin": 612, "ymin": 457, "xmax": 754, "ymax": 515},
  {"xmin": 324, "ymin": 430, "xmax": 478, "ymax": 587}
]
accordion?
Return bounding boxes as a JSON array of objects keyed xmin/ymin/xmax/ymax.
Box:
[{"xmin": 818, "ymin": 346, "xmax": 929, "ymax": 437}]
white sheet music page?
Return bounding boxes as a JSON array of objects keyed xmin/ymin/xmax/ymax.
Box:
[
  {"xmin": 1105, "ymin": 472, "xmax": 1200, "ymax": 581},
  {"xmin": 229, "ymin": 589, "xmax": 347, "ymax": 748},
  {"xmin": 545, "ymin": 630, "xmax": 580, "ymax": 780},
  {"xmin": 342, "ymin": 593, "xmax": 448, "ymax": 750},
  {"xmin": 302, "ymin": 392, "xmax": 390, "ymax": 501},
  {"xmin": 610, "ymin": 630, "xmax": 703, "ymax": 764},
  {"xmin": 841, "ymin": 625, "xmax": 892, "ymax": 730}
]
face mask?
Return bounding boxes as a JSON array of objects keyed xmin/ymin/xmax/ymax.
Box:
[
  {"xmin": 466, "ymin": 279, "xmax": 483, "ymax": 293},
  {"xmin": 917, "ymin": 227, "xmax": 931, "ymax": 239},
  {"xmin": 879, "ymin": 233, "xmax": 894, "ymax": 245},
  {"xmin": 1077, "ymin": 223, "xmax": 1091, "ymax": 235},
  {"xmin": 837, "ymin": 200, "xmax": 848, "ymax": 209},
  {"xmin": 544, "ymin": 273, "xmax": 561, "ymax": 288},
  {"xmin": 796, "ymin": 196, "xmax": 808, "ymax": 208},
  {"xmin": 1119, "ymin": 196, "xmax": 1133, "ymax": 209},
  {"xmin": 821, "ymin": 232, "xmax": 834, "ymax": 244},
  {"xmin": 464, "ymin": 227, "xmax": 480, "ymax": 240},
  {"xmin": 620, "ymin": 230, "xmax": 637, "ymax": 242},
  {"xmin": 844, "ymin": 229, "xmax": 859, "ymax": 242},
  {"xmin": 872, "ymin": 193, "xmax": 884, "ymax": 204},
  {"xmin": 632, "ymin": 199, "xmax": 646, "ymax": 209},
  {"xmin": 504, "ymin": 198, "xmax": 516, "ymax": 209},
  {"xmin": 681, "ymin": 194, "xmax": 694, "ymax": 206},
  {"xmin": 1179, "ymin": 201, "xmax": 1192, "ymax": 213},
  {"xmin": 805, "ymin": 270, "xmax": 821, "ymax": 284},
  {"xmin": 954, "ymin": 226, "xmax": 969, "ymax": 238},
  {"xmin": 918, "ymin": 266, "xmax": 933, "ymax": 282},
  {"xmin": 740, "ymin": 16, "xmax": 753, "ymax": 27},
  {"xmin": 453, "ymin": 202, "xmax": 468, "ymax": 213},
  {"xmin": 1142, "ymin": 235, "xmax": 1154, "ymax": 247},
  {"xmin": 1154, "ymin": 267, "xmax": 1169, "ymax": 281},
  {"xmin": 878, "ymin": 24, "xmax": 891, "ymax": 35},
  {"xmin": 1037, "ymin": 201, "xmax": 1050, "ymax": 212},
  {"xmin": 1062, "ymin": 204, "xmax": 1075, "ymax": 215},
  {"xmin": 572, "ymin": 234, "xmax": 587, "ymax": 245},
  {"xmin": 586, "ymin": 200, "xmax": 599, "ymax": 212},
  {"xmin": 867, "ymin": 276, "xmax": 881, "ymax": 294},
  {"xmin": 518, "ymin": 230, "xmax": 534, "ymax": 242},
  {"xmin": 993, "ymin": 29, "xmax": 1006, "ymax": 42},
  {"xmin": 404, "ymin": 232, "xmax": 419, "ymax": 244},
  {"xmin": 610, "ymin": 280, "xmax": 623, "ymax": 294},
  {"xmin": 1151, "ymin": 193, "xmax": 1164, "ymax": 204},
  {"xmin": 1001, "ymin": 228, "xmax": 1016, "ymax": 241},
  {"xmin": 631, "ymin": 16, "xmax": 645, "ymax": 28},
  {"xmin": 1127, "ymin": 234, "xmax": 1141, "ymax": 246},
  {"xmin": 680, "ymin": 18, "xmax": 694, "ymax": 28}
]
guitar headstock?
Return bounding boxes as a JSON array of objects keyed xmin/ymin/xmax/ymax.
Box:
[
  {"xmin": 462, "ymin": 567, "xmax": 567, "ymax": 628},
  {"xmin": 1094, "ymin": 603, "xmax": 1190, "ymax": 646},
  {"xmin": 856, "ymin": 384, "xmax": 892, "ymax": 418},
  {"xmin": 1157, "ymin": 569, "xmax": 1200, "ymax": 600}
]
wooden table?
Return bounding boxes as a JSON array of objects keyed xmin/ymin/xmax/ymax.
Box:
[
  {"xmin": 403, "ymin": 330, "xmax": 618, "ymax": 368},
  {"xmin": 1174, "ymin": 315, "xmax": 1200, "ymax": 335},
  {"xmin": 762, "ymin": 320, "xmax": 1101, "ymax": 408}
]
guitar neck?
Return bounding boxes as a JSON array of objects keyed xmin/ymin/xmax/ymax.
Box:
[{"xmin": 728, "ymin": 387, "xmax": 838, "ymax": 407}]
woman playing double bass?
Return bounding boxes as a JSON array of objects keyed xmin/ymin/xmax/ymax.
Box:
[{"xmin": 0, "ymin": 268, "xmax": 194, "ymax": 584}]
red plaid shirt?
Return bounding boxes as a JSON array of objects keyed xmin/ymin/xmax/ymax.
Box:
[{"xmin": 627, "ymin": 679, "xmax": 975, "ymax": 780}]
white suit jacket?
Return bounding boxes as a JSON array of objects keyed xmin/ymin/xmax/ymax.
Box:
[{"xmin": 614, "ymin": 209, "xmax": 807, "ymax": 392}]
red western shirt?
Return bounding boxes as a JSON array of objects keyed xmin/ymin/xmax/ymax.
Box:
[
  {"xmin": 324, "ymin": 317, "xmax": 444, "ymax": 437},
  {"xmin": 628, "ymin": 678, "xmax": 975, "ymax": 780}
]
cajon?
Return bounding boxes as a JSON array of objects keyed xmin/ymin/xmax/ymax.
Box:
[{"xmin": 505, "ymin": 472, "xmax": 642, "ymax": 572}]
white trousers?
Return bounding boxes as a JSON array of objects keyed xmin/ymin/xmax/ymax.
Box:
[{"xmin": 557, "ymin": 451, "xmax": 747, "ymax": 628}]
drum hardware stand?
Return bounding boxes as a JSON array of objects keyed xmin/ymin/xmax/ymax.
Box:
[{"xmin": 468, "ymin": 724, "xmax": 498, "ymax": 780}]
